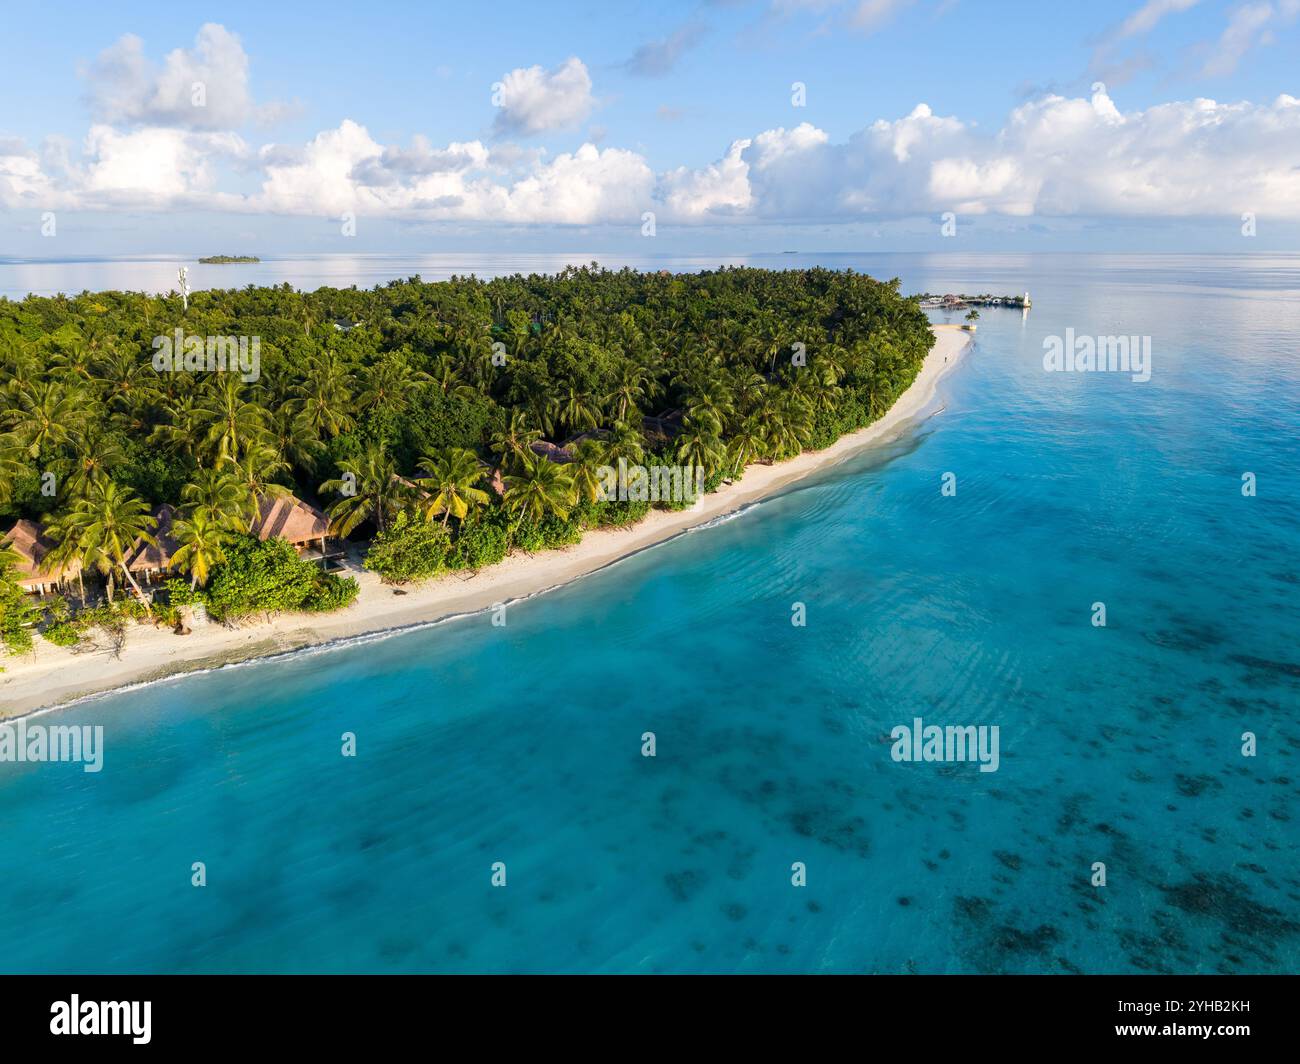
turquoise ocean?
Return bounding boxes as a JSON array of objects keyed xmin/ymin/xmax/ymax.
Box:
[{"xmin": 1, "ymin": 253, "xmax": 1297, "ymax": 973}]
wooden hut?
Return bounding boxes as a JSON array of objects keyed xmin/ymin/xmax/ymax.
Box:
[
  {"xmin": 529, "ymin": 440, "xmax": 574, "ymax": 464},
  {"xmin": 1, "ymin": 519, "xmax": 80, "ymax": 596},
  {"xmin": 251, "ymin": 493, "xmax": 332, "ymax": 555},
  {"xmin": 124, "ymin": 504, "xmax": 180, "ymax": 585}
]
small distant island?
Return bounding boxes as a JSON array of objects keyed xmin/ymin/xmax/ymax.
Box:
[{"xmin": 198, "ymin": 255, "xmax": 260, "ymax": 264}]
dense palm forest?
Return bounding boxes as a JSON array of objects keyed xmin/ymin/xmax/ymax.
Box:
[{"xmin": 0, "ymin": 265, "xmax": 934, "ymax": 653}]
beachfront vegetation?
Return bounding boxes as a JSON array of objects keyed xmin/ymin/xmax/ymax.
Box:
[
  {"xmin": 0, "ymin": 545, "xmax": 38, "ymax": 654},
  {"xmin": 0, "ymin": 266, "xmax": 934, "ymax": 641},
  {"xmin": 363, "ymin": 511, "xmax": 452, "ymax": 584},
  {"xmin": 35, "ymin": 597, "xmax": 150, "ymax": 656},
  {"xmin": 198, "ymin": 537, "xmax": 359, "ymax": 621}
]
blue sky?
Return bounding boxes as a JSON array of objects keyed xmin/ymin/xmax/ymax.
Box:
[{"xmin": 1, "ymin": 0, "xmax": 1298, "ymax": 255}]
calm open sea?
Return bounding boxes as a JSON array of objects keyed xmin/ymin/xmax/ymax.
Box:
[{"xmin": 1, "ymin": 253, "xmax": 1297, "ymax": 973}]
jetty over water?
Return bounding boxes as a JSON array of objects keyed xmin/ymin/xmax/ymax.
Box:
[{"xmin": 919, "ymin": 292, "xmax": 1031, "ymax": 309}]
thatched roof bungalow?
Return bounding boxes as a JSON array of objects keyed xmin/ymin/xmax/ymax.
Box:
[
  {"xmin": 643, "ymin": 409, "xmax": 684, "ymax": 440},
  {"xmin": 124, "ymin": 504, "xmax": 180, "ymax": 581},
  {"xmin": 2, "ymin": 519, "xmax": 80, "ymax": 595},
  {"xmin": 251, "ymin": 493, "xmax": 331, "ymax": 552},
  {"xmin": 530, "ymin": 440, "xmax": 574, "ymax": 464}
]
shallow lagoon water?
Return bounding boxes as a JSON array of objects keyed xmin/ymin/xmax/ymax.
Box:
[{"xmin": 1, "ymin": 253, "xmax": 1297, "ymax": 973}]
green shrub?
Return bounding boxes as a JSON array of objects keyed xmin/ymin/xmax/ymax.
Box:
[
  {"xmin": 162, "ymin": 578, "xmax": 204, "ymax": 608},
  {"xmin": 449, "ymin": 511, "xmax": 509, "ymax": 571},
  {"xmin": 364, "ymin": 511, "xmax": 452, "ymax": 584},
  {"xmin": 115, "ymin": 438, "xmax": 194, "ymax": 507},
  {"xmin": 42, "ymin": 622, "xmax": 80, "ymax": 647},
  {"xmin": 303, "ymin": 572, "xmax": 360, "ymax": 612},
  {"xmin": 511, "ymin": 513, "xmax": 582, "ymax": 553},
  {"xmin": 37, "ymin": 597, "xmax": 131, "ymax": 649},
  {"xmin": 152, "ymin": 602, "xmax": 181, "ymax": 629},
  {"xmin": 575, "ymin": 497, "xmax": 652, "ymax": 529},
  {"xmin": 116, "ymin": 598, "xmax": 151, "ymax": 623},
  {"xmin": 74, "ymin": 604, "xmax": 128, "ymax": 635},
  {"xmin": 392, "ymin": 386, "xmax": 496, "ymax": 468},
  {"xmin": 203, "ymin": 536, "xmax": 357, "ymax": 621},
  {"xmin": 0, "ymin": 595, "xmax": 35, "ymax": 654},
  {"xmin": 0, "ymin": 551, "xmax": 38, "ymax": 654}
]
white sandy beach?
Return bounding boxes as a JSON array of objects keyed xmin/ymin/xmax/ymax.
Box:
[{"xmin": 0, "ymin": 325, "xmax": 973, "ymax": 718}]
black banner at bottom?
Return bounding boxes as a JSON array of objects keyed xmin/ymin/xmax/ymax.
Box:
[{"xmin": 0, "ymin": 974, "xmax": 1288, "ymax": 1051}]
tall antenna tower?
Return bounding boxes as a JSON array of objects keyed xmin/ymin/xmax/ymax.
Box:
[{"xmin": 179, "ymin": 266, "xmax": 190, "ymax": 312}]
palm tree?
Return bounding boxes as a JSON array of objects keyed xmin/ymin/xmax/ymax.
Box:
[
  {"xmin": 414, "ymin": 448, "xmax": 491, "ymax": 527},
  {"xmin": 503, "ymin": 451, "xmax": 576, "ymax": 528},
  {"xmin": 0, "ymin": 339, "xmax": 41, "ymax": 396},
  {"xmin": 463, "ymin": 334, "xmax": 501, "ymax": 390},
  {"xmin": 0, "ymin": 544, "xmax": 25, "ymax": 582},
  {"xmin": 685, "ymin": 380, "xmax": 734, "ymax": 437},
  {"xmin": 753, "ymin": 310, "xmax": 784, "ymax": 375},
  {"xmin": 676, "ymin": 421, "xmax": 726, "ymax": 476},
  {"xmin": 41, "ymin": 525, "xmax": 87, "ymax": 601},
  {"xmin": 489, "ymin": 410, "xmax": 541, "ymax": 468},
  {"xmin": 761, "ymin": 390, "xmax": 814, "ymax": 459},
  {"xmin": 182, "ymin": 467, "xmax": 255, "ymax": 532},
  {"xmin": 196, "ymin": 376, "xmax": 268, "ymax": 466},
  {"xmin": 171, "ymin": 510, "xmax": 230, "ymax": 589},
  {"xmin": 356, "ymin": 353, "xmax": 431, "ymax": 419},
  {"xmin": 558, "ymin": 385, "xmax": 601, "ymax": 435},
  {"xmin": 291, "ymin": 352, "xmax": 356, "ymax": 439},
  {"xmin": 4, "ymin": 381, "xmax": 86, "ymax": 459},
  {"xmin": 601, "ymin": 420, "xmax": 645, "ymax": 466},
  {"xmin": 817, "ymin": 344, "xmax": 848, "ymax": 385},
  {"xmin": 728, "ymin": 367, "xmax": 767, "ymax": 412},
  {"xmin": 524, "ymin": 391, "xmax": 559, "ymax": 438},
  {"xmin": 50, "ymin": 341, "xmax": 97, "ymax": 384},
  {"xmin": 725, "ymin": 416, "xmax": 768, "ymax": 476},
  {"xmin": 569, "ymin": 439, "xmax": 608, "ymax": 504},
  {"xmin": 228, "ymin": 441, "xmax": 292, "ymax": 519},
  {"xmin": 93, "ymin": 347, "xmax": 158, "ymax": 420},
  {"xmin": 0, "ymin": 444, "xmax": 23, "ymax": 505},
  {"xmin": 604, "ymin": 362, "xmax": 651, "ymax": 422},
  {"xmin": 64, "ymin": 426, "xmax": 127, "ymax": 501},
  {"xmin": 429, "ymin": 354, "xmax": 467, "ymax": 397},
  {"xmin": 148, "ymin": 392, "xmax": 205, "ymax": 464},
  {"xmin": 264, "ymin": 404, "xmax": 320, "ymax": 476},
  {"xmin": 797, "ymin": 372, "xmax": 842, "ymax": 417},
  {"xmin": 46, "ymin": 477, "xmax": 156, "ymax": 606},
  {"xmin": 319, "ymin": 442, "xmax": 403, "ymax": 537}
]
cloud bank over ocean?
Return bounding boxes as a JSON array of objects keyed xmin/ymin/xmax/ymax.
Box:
[{"xmin": 3, "ymin": 21, "xmax": 1300, "ymax": 232}]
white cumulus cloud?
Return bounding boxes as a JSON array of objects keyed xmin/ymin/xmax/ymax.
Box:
[
  {"xmin": 81, "ymin": 23, "xmax": 281, "ymax": 130},
  {"xmin": 678, "ymin": 89, "xmax": 1300, "ymax": 222},
  {"xmin": 9, "ymin": 39, "xmax": 1300, "ymax": 231},
  {"xmin": 81, "ymin": 126, "xmax": 245, "ymax": 204},
  {"xmin": 492, "ymin": 58, "xmax": 595, "ymax": 137}
]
